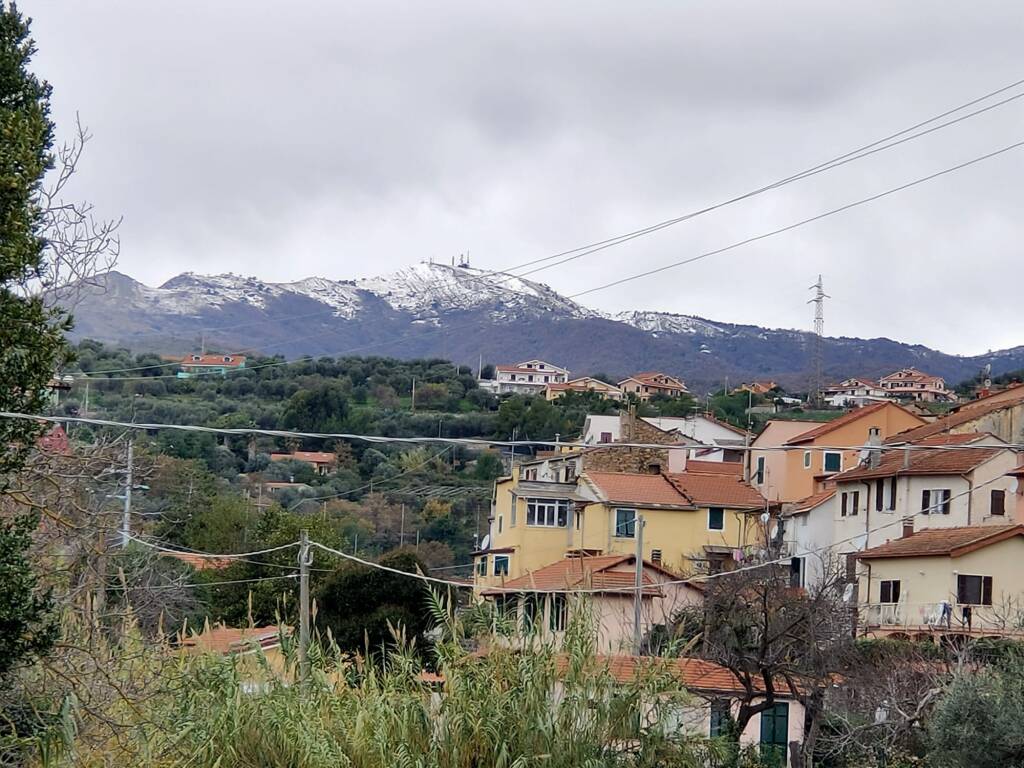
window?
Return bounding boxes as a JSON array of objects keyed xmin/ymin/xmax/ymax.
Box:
[
  {"xmin": 498, "ymin": 516, "xmax": 503, "ymax": 534},
  {"xmin": 888, "ymin": 476, "xmax": 898, "ymax": 511},
  {"xmin": 756, "ymin": 456, "xmax": 765, "ymax": 484},
  {"xmin": 760, "ymin": 702, "xmax": 789, "ymax": 752},
  {"xmin": 600, "ymin": 431, "xmax": 613, "ymax": 444},
  {"xmin": 803, "ymin": 451, "xmax": 812, "ymax": 469},
  {"xmin": 921, "ymin": 489, "xmax": 951, "ymax": 515},
  {"xmin": 563, "ymin": 464, "xmax": 576, "ymax": 483},
  {"xmin": 526, "ymin": 499, "xmax": 569, "ymax": 527},
  {"xmin": 510, "ymin": 503, "xmax": 517, "ymax": 527},
  {"xmin": 493, "ymin": 555, "xmax": 510, "ymax": 577},
  {"xmin": 574, "ymin": 505, "xmax": 582, "ymax": 530},
  {"xmin": 879, "ymin": 579, "xmax": 901, "ymax": 604},
  {"xmin": 615, "ymin": 508, "xmax": 636, "ymax": 538},
  {"xmin": 710, "ymin": 699, "xmax": 731, "ymax": 737},
  {"xmin": 496, "ymin": 594, "xmax": 516, "ymax": 620},
  {"xmin": 824, "ymin": 452, "xmax": 842, "ymax": 473},
  {"xmin": 476, "ymin": 557, "xmax": 487, "ymax": 576},
  {"xmin": 957, "ymin": 574, "xmax": 993, "ymax": 606},
  {"xmin": 875, "ymin": 479, "xmax": 884, "ymax": 512},
  {"xmin": 789, "ymin": 557, "xmax": 803, "ymax": 589},
  {"xmin": 841, "ymin": 491, "xmax": 859, "ymax": 517},
  {"xmin": 651, "ymin": 549, "xmax": 663, "ymax": 564},
  {"xmin": 549, "ymin": 594, "xmax": 567, "ymax": 632},
  {"xmin": 522, "ymin": 594, "xmax": 541, "ymax": 630},
  {"xmin": 991, "ymin": 489, "xmax": 1006, "ymax": 516},
  {"xmin": 708, "ymin": 507, "xmax": 725, "ymax": 531}
]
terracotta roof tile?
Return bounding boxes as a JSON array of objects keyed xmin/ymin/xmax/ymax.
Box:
[
  {"xmin": 684, "ymin": 460, "xmax": 743, "ymax": 476},
  {"xmin": 857, "ymin": 525, "xmax": 1024, "ymax": 560},
  {"xmin": 665, "ymin": 471, "xmax": 765, "ymax": 509},
  {"xmin": 887, "ymin": 392, "xmax": 1024, "ymax": 444},
  {"xmin": 481, "ymin": 554, "xmax": 667, "ymax": 595},
  {"xmin": 163, "ymin": 551, "xmax": 233, "ymax": 571},
  {"xmin": 585, "ymin": 472, "xmax": 691, "ymax": 507},
  {"xmin": 556, "ymin": 655, "xmax": 786, "ymax": 696},
  {"xmin": 181, "ymin": 624, "xmax": 289, "ymax": 654},
  {"xmin": 835, "ymin": 433, "xmax": 1004, "ymax": 481},
  {"xmin": 787, "ymin": 489, "xmax": 836, "ymax": 516},
  {"xmin": 786, "ymin": 402, "xmax": 919, "ymax": 445}
]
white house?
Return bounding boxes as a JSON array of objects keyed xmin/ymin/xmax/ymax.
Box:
[
  {"xmin": 782, "ymin": 432, "xmax": 1020, "ymax": 588},
  {"xmin": 491, "ymin": 360, "xmax": 570, "ymax": 395}
]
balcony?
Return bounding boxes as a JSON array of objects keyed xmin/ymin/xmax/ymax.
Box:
[{"xmin": 860, "ymin": 602, "xmax": 1024, "ymax": 639}]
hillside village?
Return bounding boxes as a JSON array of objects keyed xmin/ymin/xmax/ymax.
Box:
[{"xmin": 8, "ymin": 3, "xmax": 1024, "ymax": 766}]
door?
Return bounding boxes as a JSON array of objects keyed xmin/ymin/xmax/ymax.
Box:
[{"xmin": 760, "ymin": 702, "xmax": 789, "ymax": 766}]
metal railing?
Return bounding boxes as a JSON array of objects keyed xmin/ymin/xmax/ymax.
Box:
[{"xmin": 860, "ymin": 601, "xmax": 1024, "ymax": 634}]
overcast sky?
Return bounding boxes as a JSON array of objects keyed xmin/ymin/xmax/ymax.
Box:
[{"xmin": 27, "ymin": 1, "xmax": 1024, "ymax": 355}]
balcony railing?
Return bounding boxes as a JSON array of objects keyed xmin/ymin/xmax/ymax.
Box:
[{"xmin": 860, "ymin": 602, "xmax": 1024, "ymax": 635}]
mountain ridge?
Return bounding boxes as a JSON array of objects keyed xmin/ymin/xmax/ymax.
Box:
[{"xmin": 62, "ymin": 264, "xmax": 1022, "ymax": 392}]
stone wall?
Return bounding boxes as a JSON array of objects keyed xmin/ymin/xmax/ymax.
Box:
[{"xmin": 582, "ymin": 412, "xmax": 676, "ymax": 474}]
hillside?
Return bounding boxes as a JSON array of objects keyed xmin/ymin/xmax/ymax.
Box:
[{"xmin": 62, "ymin": 264, "xmax": 1024, "ymax": 392}]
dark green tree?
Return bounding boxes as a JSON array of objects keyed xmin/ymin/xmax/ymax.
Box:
[
  {"xmin": 315, "ymin": 549, "xmax": 435, "ymax": 654},
  {"xmin": 0, "ymin": 2, "xmax": 63, "ymax": 678},
  {"xmin": 279, "ymin": 382, "xmax": 349, "ymax": 433}
]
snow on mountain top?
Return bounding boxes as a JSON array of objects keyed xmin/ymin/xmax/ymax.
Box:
[
  {"xmin": 615, "ymin": 310, "xmax": 726, "ymax": 337},
  {"xmin": 355, "ymin": 262, "xmax": 597, "ymax": 319}
]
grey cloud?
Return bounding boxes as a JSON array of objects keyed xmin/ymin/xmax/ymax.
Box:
[{"xmin": 25, "ymin": 0, "xmax": 1024, "ymax": 354}]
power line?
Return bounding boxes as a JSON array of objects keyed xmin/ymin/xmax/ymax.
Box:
[
  {"xmin": 568, "ymin": 138, "xmax": 1024, "ymax": 299},
  {"xmin": 70, "ymin": 78, "xmax": 1024, "ymax": 381},
  {"xmin": 9, "ymin": 411, "xmax": 1022, "ymax": 452}
]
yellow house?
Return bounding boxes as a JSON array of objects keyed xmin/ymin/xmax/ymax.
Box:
[
  {"xmin": 750, "ymin": 402, "xmax": 926, "ymax": 503},
  {"xmin": 545, "ymin": 377, "xmax": 624, "ymax": 401},
  {"xmin": 475, "ymin": 462, "xmax": 768, "ymax": 587},
  {"xmin": 856, "ymin": 524, "xmax": 1024, "ymax": 639}
]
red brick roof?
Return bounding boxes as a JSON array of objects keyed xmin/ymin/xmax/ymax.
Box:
[
  {"xmin": 181, "ymin": 624, "xmax": 289, "ymax": 654},
  {"xmin": 685, "ymin": 460, "xmax": 743, "ymax": 476},
  {"xmin": 271, "ymin": 451, "xmax": 337, "ymax": 464},
  {"xmin": 180, "ymin": 354, "xmax": 246, "ymax": 367},
  {"xmin": 857, "ymin": 525, "xmax": 1024, "ymax": 560},
  {"xmin": 887, "ymin": 391, "xmax": 1024, "ymax": 444},
  {"xmin": 585, "ymin": 472, "xmax": 691, "ymax": 507},
  {"xmin": 788, "ymin": 489, "xmax": 836, "ymax": 516},
  {"xmin": 481, "ymin": 554, "xmax": 667, "ymax": 595},
  {"xmin": 665, "ymin": 471, "xmax": 765, "ymax": 510},
  {"xmin": 787, "ymin": 402, "xmax": 920, "ymax": 445},
  {"xmin": 835, "ymin": 433, "xmax": 1003, "ymax": 481},
  {"xmin": 163, "ymin": 550, "xmax": 233, "ymax": 571},
  {"xmin": 557, "ymin": 655, "xmax": 790, "ymax": 697}
]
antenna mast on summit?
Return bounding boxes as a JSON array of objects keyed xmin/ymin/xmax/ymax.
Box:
[{"xmin": 808, "ymin": 275, "xmax": 830, "ymax": 407}]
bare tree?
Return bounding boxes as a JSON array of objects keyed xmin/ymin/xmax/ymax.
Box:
[
  {"xmin": 698, "ymin": 552, "xmax": 854, "ymax": 768},
  {"xmin": 25, "ymin": 115, "xmax": 121, "ymax": 308}
]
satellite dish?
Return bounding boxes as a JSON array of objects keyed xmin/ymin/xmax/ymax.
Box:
[{"xmin": 479, "ymin": 534, "xmax": 490, "ymax": 551}]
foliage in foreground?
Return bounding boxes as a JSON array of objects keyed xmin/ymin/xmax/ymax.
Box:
[{"xmin": 7, "ymin": 599, "xmax": 728, "ymax": 768}]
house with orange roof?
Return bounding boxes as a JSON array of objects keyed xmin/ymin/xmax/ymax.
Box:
[
  {"xmin": 544, "ymin": 376, "xmax": 623, "ymax": 402},
  {"xmin": 781, "ymin": 432, "xmax": 1019, "ymax": 590},
  {"xmin": 617, "ymin": 372, "xmax": 688, "ymax": 401},
  {"xmin": 475, "ymin": 449, "xmax": 768, "ymax": 584},
  {"xmin": 270, "ymin": 450, "xmax": 338, "ymax": 475},
  {"xmin": 734, "ymin": 380, "xmax": 778, "ymax": 396},
  {"xmin": 823, "ymin": 378, "xmax": 887, "ymax": 407},
  {"xmin": 750, "ymin": 402, "xmax": 926, "ymax": 503},
  {"xmin": 489, "ymin": 360, "xmax": 570, "ymax": 395},
  {"xmin": 177, "ymin": 353, "xmax": 246, "ymax": 378},
  {"xmin": 878, "ymin": 367, "xmax": 954, "ymax": 403},
  {"xmin": 856, "ymin": 525, "xmax": 1024, "ymax": 639},
  {"xmin": 886, "ymin": 385, "xmax": 1024, "ymax": 446},
  {"xmin": 478, "ymin": 553, "xmax": 701, "ymax": 653}
]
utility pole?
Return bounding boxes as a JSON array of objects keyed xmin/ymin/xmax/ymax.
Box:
[
  {"xmin": 411, "ymin": 377, "xmax": 416, "ymax": 413},
  {"xmin": 808, "ymin": 275, "xmax": 830, "ymax": 407},
  {"xmin": 120, "ymin": 440, "xmax": 133, "ymax": 547},
  {"xmin": 298, "ymin": 529, "xmax": 311, "ymax": 691},
  {"xmin": 400, "ymin": 503, "xmax": 406, "ymax": 546},
  {"xmin": 83, "ymin": 380, "xmax": 90, "ymax": 416},
  {"xmin": 633, "ymin": 514, "xmax": 646, "ymax": 655}
]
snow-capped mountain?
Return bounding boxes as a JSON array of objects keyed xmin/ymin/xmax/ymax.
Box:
[{"xmin": 64, "ymin": 263, "xmax": 1024, "ymax": 391}]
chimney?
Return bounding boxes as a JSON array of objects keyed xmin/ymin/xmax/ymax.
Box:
[
  {"xmin": 867, "ymin": 427, "xmax": 882, "ymax": 469},
  {"xmin": 668, "ymin": 447, "xmax": 687, "ymax": 473},
  {"xmin": 902, "ymin": 521, "xmax": 914, "ymax": 538},
  {"xmin": 903, "ymin": 447, "xmax": 911, "ymax": 470}
]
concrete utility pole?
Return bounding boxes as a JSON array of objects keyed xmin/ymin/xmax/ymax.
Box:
[
  {"xmin": 120, "ymin": 440, "xmax": 133, "ymax": 547},
  {"xmin": 298, "ymin": 529, "xmax": 311, "ymax": 692},
  {"xmin": 633, "ymin": 514, "xmax": 646, "ymax": 655},
  {"xmin": 411, "ymin": 377, "xmax": 416, "ymax": 413}
]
